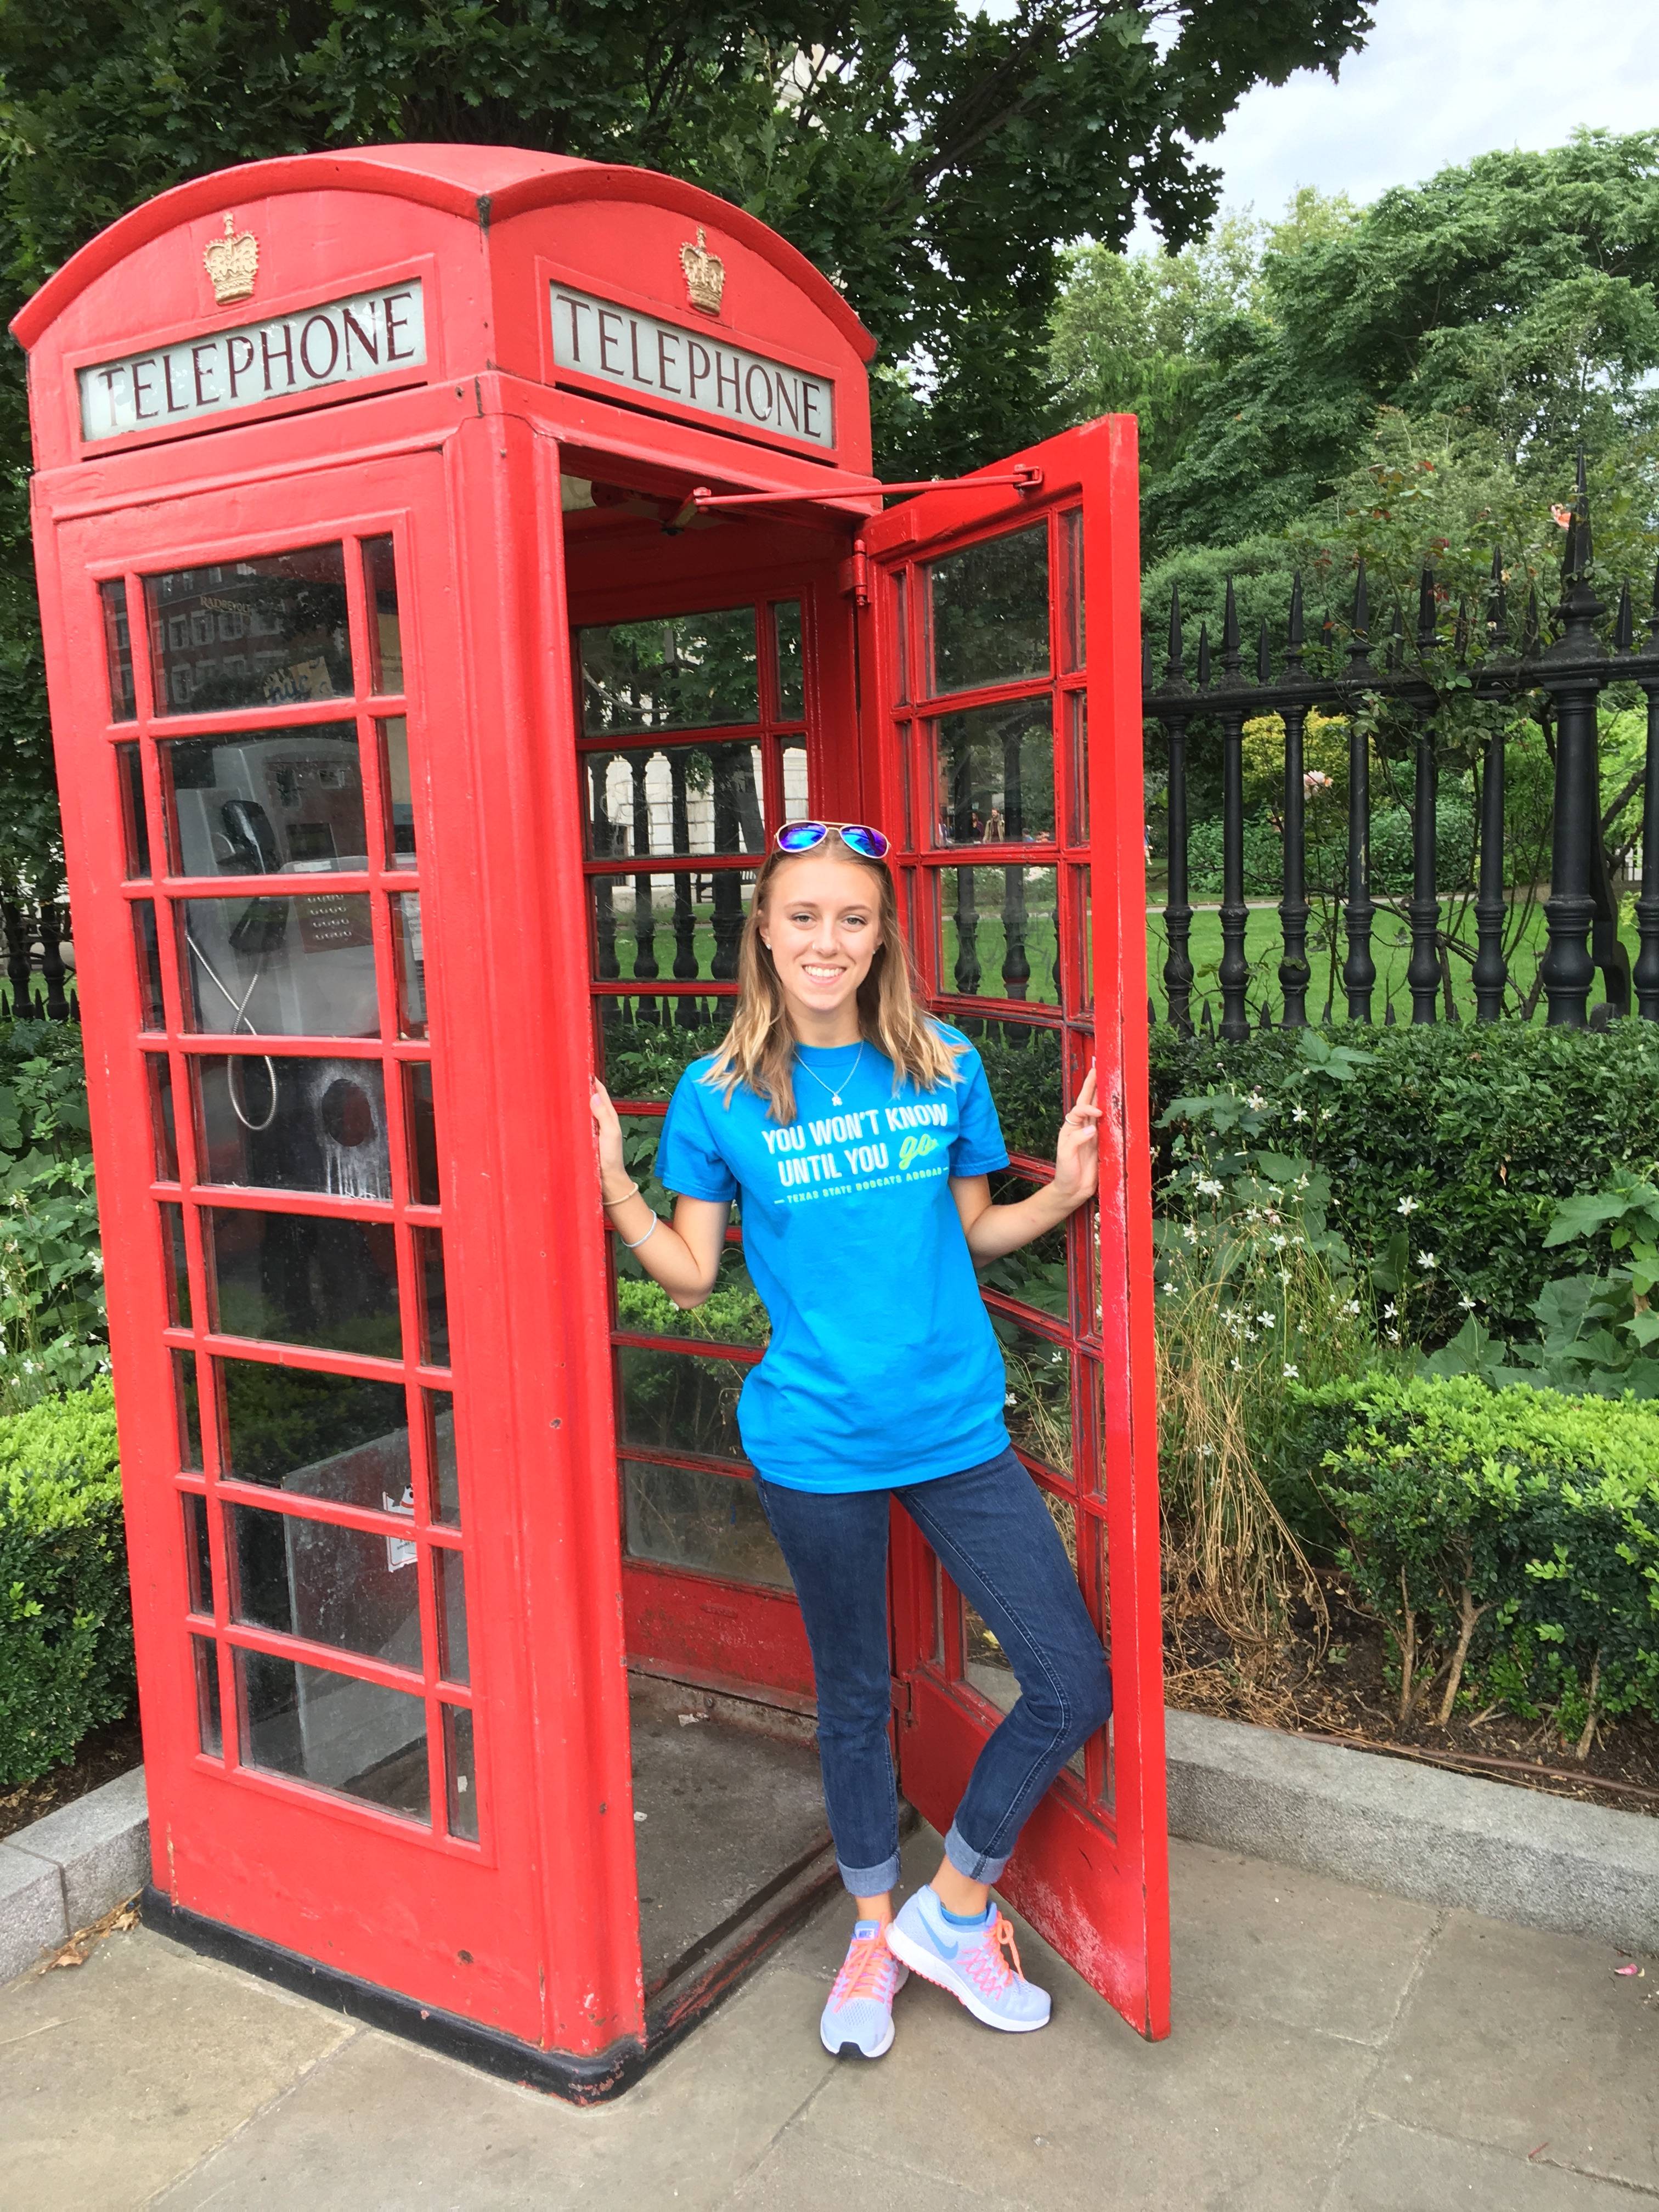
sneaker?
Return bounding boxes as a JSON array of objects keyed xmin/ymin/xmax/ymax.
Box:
[
  {"xmin": 819, "ymin": 1920, "xmax": 909, "ymax": 2059},
  {"xmin": 887, "ymin": 1886, "xmax": 1051, "ymax": 2033}
]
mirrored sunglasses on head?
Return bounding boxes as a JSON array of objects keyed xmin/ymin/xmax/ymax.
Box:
[{"xmin": 772, "ymin": 820, "xmax": 891, "ymax": 860}]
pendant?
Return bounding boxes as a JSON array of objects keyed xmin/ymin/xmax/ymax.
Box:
[{"xmin": 831, "ymin": 1094, "xmax": 841, "ymax": 1105}]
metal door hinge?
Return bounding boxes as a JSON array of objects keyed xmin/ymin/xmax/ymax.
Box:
[
  {"xmin": 890, "ymin": 1675, "xmax": 914, "ymax": 1727},
  {"xmin": 842, "ymin": 540, "xmax": 870, "ymax": 606}
]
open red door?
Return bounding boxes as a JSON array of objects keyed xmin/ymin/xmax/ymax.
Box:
[{"xmin": 861, "ymin": 417, "xmax": 1169, "ymax": 2039}]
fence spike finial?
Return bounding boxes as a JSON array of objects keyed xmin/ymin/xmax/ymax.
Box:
[
  {"xmin": 1286, "ymin": 573, "xmax": 1305, "ymax": 670},
  {"xmin": 1417, "ymin": 566, "xmax": 1437, "ymax": 653},
  {"xmin": 1347, "ymin": 558, "xmax": 1373, "ymax": 673},
  {"xmin": 1142, "ymin": 628, "xmax": 1154, "ymax": 695},
  {"xmin": 1650, "ymin": 556, "xmax": 1659, "ymax": 646},
  {"xmin": 1486, "ymin": 548, "xmax": 1508, "ymax": 657},
  {"xmin": 1166, "ymin": 585, "xmax": 1185, "ymax": 684},
  {"xmin": 1454, "ymin": 595, "xmax": 1470, "ymax": 664},
  {"xmin": 1387, "ymin": 601, "xmax": 1404, "ymax": 673},
  {"xmin": 1197, "ymin": 620, "xmax": 1211, "ymax": 690},
  {"xmin": 1221, "ymin": 578, "xmax": 1241, "ymax": 675},
  {"xmin": 1558, "ymin": 452, "xmax": 1604, "ymax": 642},
  {"xmin": 1257, "ymin": 617, "xmax": 1272, "ymax": 685},
  {"xmin": 1521, "ymin": 584, "xmax": 1540, "ymax": 658},
  {"xmin": 1615, "ymin": 578, "xmax": 1634, "ymax": 654}
]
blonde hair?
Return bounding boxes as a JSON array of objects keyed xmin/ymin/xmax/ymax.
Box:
[{"xmin": 703, "ymin": 842, "xmax": 960, "ymax": 1124}]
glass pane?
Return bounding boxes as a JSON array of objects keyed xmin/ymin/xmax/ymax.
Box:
[
  {"xmin": 101, "ymin": 579, "xmax": 136, "ymax": 721},
  {"xmin": 623, "ymin": 1461, "xmax": 790, "ymax": 1588},
  {"xmin": 117, "ymin": 743, "xmax": 149, "ymax": 877},
  {"xmin": 979, "ymin": 1169, "xmax": 1068, "ymax": 1319},
  {"xmin": 193, "ymin": 1635, "xmax": 222, "ymax": 1757},
  {"xmin": 392, "ymin": 893, "xmax": 426, "ymax": 1039},
  {"xmin": 590, "ymin": 873, "xmax": 751, "ymax": 986},
  {"xmin": 415, "ymin": 1226, "xmax": 449, "ymax": 1367},
  {"xmin": 174, "ymin": 1350, "xmax": 202, "ymax": 1471},
  {"xmin": 144, "ymin": 546, "xmax": 351, "ymax": 716},
  {"xmin": 237, "ymin": 1647, "xmax": 429, "ymax": 1821},
  {"xmin": 378, "ymin": 719, "xmax": 416, "ymax": 869},
  {"xmin": 427, "ymin": 1389, "xmax": 459, "ymax": 1525},
  {"xmin": 781, "ymin": 740, "xmax": 808, "ymax": 822},
  {"xmin": 183, "ymin": 1490, "xmax": 213, "ymax": 1613},
  {"xmin": 935, "ymin": 701, "xmax": 1055, "ymax": 845},
  {"xmin": 584, "ymin": 744, "xmax": 766, "ymax": 860},
  {"xmin": 230, "ymin": 1500, "xmax": 422, "ymax": 1669},
  {"xmin": 147, "ymin": 1055, "xmax": 180, "ymax": 1181},
  {"xmin": 975, "ymin": 1021, "xmax": 1063, "ymax": 1161},
  {"xmin": 614, "ymin": 1242, "xmax": 767, "ymax": 1347},
  {"xmin": 363, "ymin": 537, "xmax": 403, "ymax": 695},
  {"xmin": 1075, "ymin": 865, "xmax": 1093, "ymax": 1016},
  {"xmin": 133, "ymin": 900, "xmax": 165, "ymax": 1030},
  {"xmin": 161, "ymin": 1200, "xmax": 193, "ymax": 1326},
  {"xmin": 162, "ymin": 726, "xmax": 365, "ymax": 877},
  {"xmin": 207, "ymin": 1208, "xmax": 400, "ymax": 1358},
  {"xmin": 926, "ymin": 525, "xmax": 1049, "ymax": 696},
  {"xmin": 181, "ymin": 894, "xmax": 378, "ymax": 1037},
  {"xmin": 578, "ymin": 608, "xmax": 758, "ymax": 735},
  {"xmin": 443, "ymin": 1703, "xmax": 478, "ymax": 1842},
  {"xmin": 995, "ymin": 1316, "xmax": 1073, "ymax": 1477},
  {"xmin": 1068, "ymin": 692, "xmax": 1088, "ymax": 844},
  {"xmin": 193, "ymin": 1054, "xmax": 391, "ymax": 1200},
  {"xmin": 404, "ymin": 1062, "xmax": 441, "ymax": 1206},
  {"xmin": 936, "ymin": 866, "xmax": 1058, "ymax": 1005},
  {"xmin": 893, "ymin": 569, "xmax": 910, "ymax": 704},
  {"xmin": 435, "ymin": 1547, "xmax": 468, "ymax": 1684},
  {"xmin": 1062, "ymin": 509, "xmax": 1084, "ymax": 672},
  {"xmin": 218, "ymin": 1360, "xmax": 408, "ymax": 1491},
  {"xmin": 596, "ymin": 996, "xmax": 734, "ymax": 1103},
  {"xmin": 772, "ymin": 602, "xmax": 804, "ymax": 719},
  {"xmin": 617, "ymin": 1346, "xmax": 745, "ymax": 1460}
]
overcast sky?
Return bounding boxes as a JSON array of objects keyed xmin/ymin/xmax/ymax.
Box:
[{"xmin": 1130, "ymin": 0, "xmax": 1659, "ymax": 248}]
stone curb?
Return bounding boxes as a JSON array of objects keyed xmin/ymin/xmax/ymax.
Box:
[
  {"xmin": 4, "ymin": 1722, "xmax": 1656, "ymax": 1989},
  {"xmin": 1166, "ymin": 1707, "xmax": 1659, "ymax": 1956},
  {"xmin": 0, "ymin": 1765, "xmax": 150, "ymax": 1983}
]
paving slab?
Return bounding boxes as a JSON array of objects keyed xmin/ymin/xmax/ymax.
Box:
[
  {"xmin": 1323, "ymin": 2117, "xmax": 1649, "ymax": 2210},
  {"xmin": 154, "ymin": 1959, "xmax": 839, "ymax": 2212},
  {"xmin": 0, "ymin": 1928, "xmax": 354, "ymax": 2212},
  {"xmin": 1170, "ymin": 1839, "xmax": 1439, "ymax": 2049},
  {"xmin": 1368, "ymin": 1909, "xmax": 1659, "ymax": 2193},
  {"xmin": 730, "ymin": 2134, "xmax": 1036, "ymax": 2210}
]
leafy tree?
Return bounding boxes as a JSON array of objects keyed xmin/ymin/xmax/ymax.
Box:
[{"xmin": 0, "ymin": 0, "xmax": 1374, "ymax": 889}]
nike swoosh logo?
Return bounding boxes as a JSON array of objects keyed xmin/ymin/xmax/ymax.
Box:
[{"xmin": 927, "ymin": 1926, "xmax": 960, "ymax": 1960}]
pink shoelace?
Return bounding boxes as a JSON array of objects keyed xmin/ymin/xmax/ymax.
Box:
[
  {"xmin": 960, "ymin": 1912, "xmax": 1026, "ymax": 2000},
  {"xmin": 830, "ymin": 1930, "xmax": 900, "ymax": 2012}
]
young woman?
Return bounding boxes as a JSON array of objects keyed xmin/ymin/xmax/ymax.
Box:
[{"xmin": 590, "ymin": 820, "xmax": 1110, "ymax": 2058}]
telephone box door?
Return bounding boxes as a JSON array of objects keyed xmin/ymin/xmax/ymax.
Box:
[
  {"xmin": 45, "ymin": 451, "xmax": 565, "ymax": 2046},
  {"xmin": 862, "ymin": 417, "xmax": 1170, "ymax": 2039}
]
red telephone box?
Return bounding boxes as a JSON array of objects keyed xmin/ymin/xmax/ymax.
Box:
[{"xmin": 13, "ymin": 145, "xmax": 1167, "ymax": 2095}]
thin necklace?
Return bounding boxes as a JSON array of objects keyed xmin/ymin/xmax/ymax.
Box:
[{"xmin": 796, "ymin": 1042, "xmax": 863, "ymax": 1108}]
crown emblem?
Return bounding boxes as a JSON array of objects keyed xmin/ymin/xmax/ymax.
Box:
[
  {"xmin": 678, "ymin": 227, "xmax": 725, "ymax": 316},
  {"xmin": 204, "ymin": 212, "xmax": 259, "ymax": 306}
]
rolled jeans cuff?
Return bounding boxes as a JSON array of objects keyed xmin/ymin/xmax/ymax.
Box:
[
  {"xmin": 837, "ymin": 1850, "xmax": 902, "ymax": 1898},
  {"xmin": 944, "ymin": 1819, "xmax": 1010, "ymax": 1884}
]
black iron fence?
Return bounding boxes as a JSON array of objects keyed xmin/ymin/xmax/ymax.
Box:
[
  {"xmin": 1, "ymin": 899, "xmax": 74, "ymax": 1022},
  {"xmin": 1143, "ymin": 464, "xmax": 1659, "ymax": 1037}
]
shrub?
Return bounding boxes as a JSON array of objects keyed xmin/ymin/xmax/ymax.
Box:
[
  {"xmin": 1151, "ymin": 1022, "xmax": 1659, "ymax": 1344},
  {"xmin": 1294, "ymin": 1371, "xmax": 1659, "ymax": 1745},
  {"xmin": 0, "ymin": 1381, "xmax": 132, "ymax": 1785}
]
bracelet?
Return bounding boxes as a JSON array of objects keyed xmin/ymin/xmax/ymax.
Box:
[
  {"xmin": 601, "ymin": 1180, "xmax": 640, "ymax": 1208},
  {"xmin": 620, "ymin": 1216, "xmax": 658, "ymax": 1252}
]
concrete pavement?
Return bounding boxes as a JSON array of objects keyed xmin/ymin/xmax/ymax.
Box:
[{"xmin": 2, "ymin": 1825, "xmax": 1655, "ymax": 2211}]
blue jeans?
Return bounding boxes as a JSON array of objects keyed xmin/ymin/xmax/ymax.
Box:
[{"xmin": 753, "ymin": 1447, "xmax": 1113, "ymax": 1895}]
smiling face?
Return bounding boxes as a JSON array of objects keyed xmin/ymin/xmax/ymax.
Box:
[{"xmin": 759, "ymin": 850, "xmax": 884, "ymax": 1031}]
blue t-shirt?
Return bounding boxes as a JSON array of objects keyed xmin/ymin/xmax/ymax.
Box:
[{"xmin": 654, "ymin": 1026, "xmax": 1011, "ymax": 1492}]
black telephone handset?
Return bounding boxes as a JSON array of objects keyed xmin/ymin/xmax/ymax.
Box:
[{"xmin": 221, "ymin": 797, "xmax": 281, "ymax": 875}]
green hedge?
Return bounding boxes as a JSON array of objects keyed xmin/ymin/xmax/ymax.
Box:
[
  {"xmin": 0, "ymin": 1381, "xmax": 132, "ymax": 1785},
  {"xmin": 1152, "ymin": 1022, "xmax": 1659, "ymax": 1342},
  {"xmin": 1295, "ymin": 1372, "xmax": 1659, "ymax": 1734}
]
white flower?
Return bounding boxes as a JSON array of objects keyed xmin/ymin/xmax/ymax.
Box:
[
  {"xmin": 1230, "ymin": 1357, "xmax": 1243, "ymax": 1372},
  {"xmin": 1246, "ymin": 1091, "xmax": 1266, "ymax": 1111},
  {"xmin": 91, "ymin": 1255, "xmax": 104, "ymax": 1274},
  {"xmin": 1183, "ymin": 1222, "xmax": 1199, "ymax": 1244},
  {"xmin": 1199, "ymin": 1443, "xmax": 1214, "ymax": 1458},
  {"xmin": 1269, "ymin": 1233, "xmax": 1288, "ymax": 1251},
  {"xmin": 1459, "ymin": 1293, "xmax": 1477, "ymax": 1312},
  {"xmin": 1195, "ymin": 1177, "xmax": 1224, "ymax": 1199},
  {"xmin": 1283, "ymin": 1363, "xmax": 1299, "ymax": 1379},
  {"xmin": 1278, "ymin": 1268, "xmax": 1292, "ymax": 1286},
  {"xmin": 1383, "ymin": 1302, "xmax": 1398, "ymax": 1321},
  {"xmin": 1397, "ymin": 1195, "xmax": 1418, "ymax": 1217},
  {"xmin": 1418, "ymin": 1251, "xmax": 1437, "ymax": 1271},
  {"xmin": 1386, "ymin": 1328, "xmax": 1401, "ymax": 1345},
  {"xmin": 1291, "ymin": 1103, "xmax": 1308, "ymax": 1124},
  {"xmin": 1005, "ymin": 1391, "xmax": 1017, "ymax": 1406},
  {"xmin": 1345, "ymin": 1299, "xmax": 1361, "ymax": 1316},
  {"xmin": 1160, "ymin": 1280, "xmax": 1180, "ymax": 1297}
]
